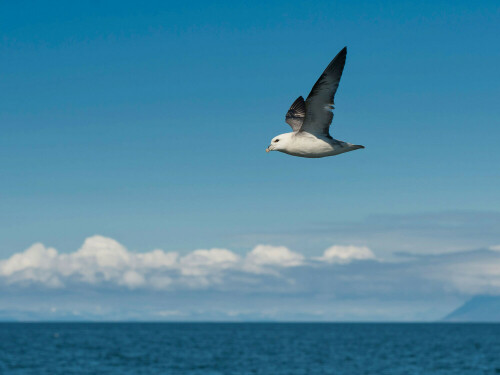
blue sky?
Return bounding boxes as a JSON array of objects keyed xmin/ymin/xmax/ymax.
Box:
[{"xmin": 1, "ymin": 1, "xmax": 499, "ymax": 320}]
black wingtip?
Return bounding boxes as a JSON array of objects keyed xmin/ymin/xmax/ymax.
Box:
[
  {"xmin": 322, "ymin": 46, "xmax": 347, "ymax": 75},
  {"xmin": 329, "ymin": 47, "xmax": 347, "ymax": 67}
]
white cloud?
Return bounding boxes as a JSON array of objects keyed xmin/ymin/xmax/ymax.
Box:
[
  {"xmin": 246, "ymin": 245, "xmax": 304, "ymax": 267},
  {"xmin": 490, "ymin": 245, "xmax": 500, "ymax": 251},
  {"xmin": 5, "ymin": 236, "xmax": 500, "ymax": 321},
  {"xmin": 179, "ymin": 248, "xmax": 240, "ymax": 276},
  {"xmin": 0, "ymin": 243, "xmax": 58, "ymax": 276},
  {"xmin": 316, "ymin": 245, "xmax": 375, "ymax": 264},
  {"xmin": 4, "ymin": 236, "xmax": 500, "ymax": 304},
  {"xmin": 0, "ymin": 236, "xmax": 307, "ymax": 290},
  {"xmin": 136, "ymin": 249, "xmax": 178, "ymax": 269},
  {"xmin": 75, "ymin": 236, "xmax": 131, "ymax": 268}
]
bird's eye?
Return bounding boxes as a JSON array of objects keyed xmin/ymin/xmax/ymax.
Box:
[{"xmin": 274, "ymin": 139, "xmax": 279, "ymax": 143}]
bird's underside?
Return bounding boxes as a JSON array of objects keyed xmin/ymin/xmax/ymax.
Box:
[
  {"xmin": 281, "ymin": 132, "xmax": 363, "ymax": 158},
  {"xmin": 267, "ymin": 47, "xmax": 364, "ymax": 158}
]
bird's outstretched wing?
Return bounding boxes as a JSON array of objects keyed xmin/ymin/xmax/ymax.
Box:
[
  {"xmin": 300, "ymin": 47, "xmax": 347, "ymax": 137},
  {"xmin": 285, "ymin": 96, "xmax": 306, "ymax": 132}
]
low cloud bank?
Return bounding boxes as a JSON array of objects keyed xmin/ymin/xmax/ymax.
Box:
[
  {"xmin": 2, "ymin": 236, "xmax": 500, "ymax": 300},
  {"xmin": 0, "ymin": 236, "xmax": 371, "ymax": 290}
]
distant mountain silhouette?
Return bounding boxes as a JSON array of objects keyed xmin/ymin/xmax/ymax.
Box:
[{"xmin": 443, "ymin": 295, "xmax": 500, "ymax": 322}]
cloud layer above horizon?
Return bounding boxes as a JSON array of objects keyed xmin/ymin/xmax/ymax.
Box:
[
  {"xmin": 2, "ymin": 236, "xmax": 500, "ymax": 321},
  {"xmin": 0, "ymin": 236, "xmax": 375, "ymax": 290}
]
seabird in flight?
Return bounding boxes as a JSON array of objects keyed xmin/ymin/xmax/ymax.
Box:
[{"xmin": 266, "ymin": 47, "xmax": 364, "ymax": 158}]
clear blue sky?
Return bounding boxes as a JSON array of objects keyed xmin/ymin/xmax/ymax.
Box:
[{"xmin": 1, "ymin": 0, "xmax": 499, "ymax": 255}]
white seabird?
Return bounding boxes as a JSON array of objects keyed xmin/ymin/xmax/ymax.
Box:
[{"xmin": 266, "ymin": 47, "xmax": 364, "ymax": 158}]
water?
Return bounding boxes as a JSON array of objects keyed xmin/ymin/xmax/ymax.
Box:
[{"xmin": 1, "ymin": 323, "xmax": 500, "ymax": 374}]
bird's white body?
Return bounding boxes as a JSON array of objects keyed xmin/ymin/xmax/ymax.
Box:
[{"xmin": 267, "ymin": 131, "xmax": 363, "ymax": 158}]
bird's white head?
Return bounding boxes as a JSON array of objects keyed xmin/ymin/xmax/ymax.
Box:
[{"xmin": 266, "ymin": 133, "xmax": 293, "ymax": 153}]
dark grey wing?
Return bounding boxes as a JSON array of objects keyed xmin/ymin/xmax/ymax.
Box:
[
  {"xmin": 285, "ymin": 96, "xmax": 306, "ymax": 132},
  {"xmin": 300, "ymin": 47, "xmax": 347, "ymax": 136}
]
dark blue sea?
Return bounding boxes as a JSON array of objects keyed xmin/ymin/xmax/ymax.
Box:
[{"xmin": 1, "ymin": 323, "xmax": 500, "ymax": 374}]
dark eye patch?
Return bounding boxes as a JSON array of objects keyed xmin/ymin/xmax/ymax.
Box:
[{"xmin": 274, "ymin": 139, "xmax": 280, "ymax": 143}]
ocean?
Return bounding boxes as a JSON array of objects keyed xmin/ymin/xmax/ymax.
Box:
[{"xmin": 1, "ymin": 323, "xmax": 499, "ymax": 374}]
